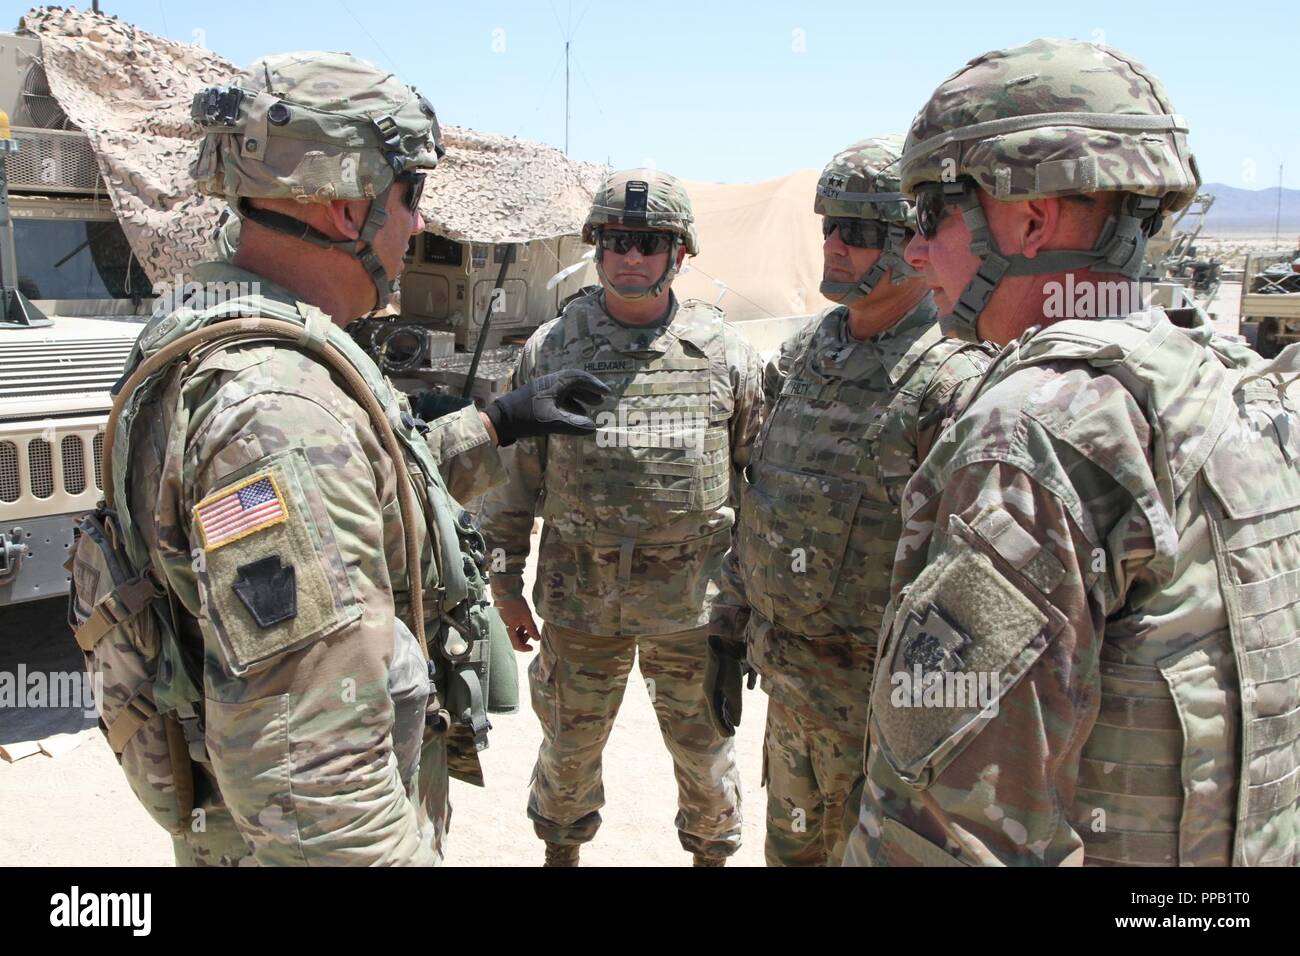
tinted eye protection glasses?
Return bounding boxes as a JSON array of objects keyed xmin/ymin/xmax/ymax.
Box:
[
  {"xmin": 598, "ymin": 229, "xmax": 674, "ymax": 256},
  {"xmin": 821, "ymin": 216, "xmax": 888, "ymax": 248}
]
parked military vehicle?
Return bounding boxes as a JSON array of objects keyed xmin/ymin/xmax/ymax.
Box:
[
  {"xmin": 1144, "ymin": 192, "xmax": 1223, "ymax": 306},
  {"xmin": 1239, "ymin": 244, "xmax": 1300, "ymax": 358},
  {"xmin": 0, "ymin": 31, "xmax": 154, "ymax": 608}
]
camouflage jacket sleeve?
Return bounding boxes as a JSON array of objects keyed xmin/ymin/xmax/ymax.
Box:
[
  {"xmin": 421, "ymin": 402, "xmax": 507, "ymax": 504},
  {"xmin": 848, "ymin": 364, "xmax": 1162, "ymax": 866},
  {"xmin": 182, "ymin": 354, "xmax": 437, "ymax": 865},
  {"xmin": 476, "ymin": 340, "xmax": 546, "ymax": 602},
  {"xmin": 710, "ymin": 323, "xmax": 765, "ymax": 641}
]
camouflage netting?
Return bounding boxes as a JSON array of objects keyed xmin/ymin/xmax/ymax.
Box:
[{"xmin": 20, "ymin": 6, "xmax": 606, "ymax": 288}]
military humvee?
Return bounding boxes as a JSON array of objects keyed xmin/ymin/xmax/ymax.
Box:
[
  {"xmin": 0, "ymin": 31, "xmax": 154, "ymax": 607},
  {"xmin": 1239, "ymin": 246, "xmax": 1300, "ymax": 358}
]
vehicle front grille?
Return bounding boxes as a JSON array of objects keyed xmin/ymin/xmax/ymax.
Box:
[
  {"xmin": 92, "ymin": 431, "xmax": 104, "ymax": 491},
  {"xmin": 0, "ymin": 440, "xmax": 17, "ymax": 503},
  {"xmin": 62, "ymin": 434, "xmax": 85, "ymax": 494},
  {"xmin": 8, "ymin": 128, "xmax": 104, "ymax": 194},
  {"xmin": 0, "ymin": 426, "xmax": 108, "ymax": 519},
  {"xmin": 28, "ymin": 438, "xmax": 52, "ymax": 498}
]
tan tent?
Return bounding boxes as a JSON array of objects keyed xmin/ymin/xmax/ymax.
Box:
[{"xmin": 676, "ymin": 169, "xmax": 827, "ymax": 320}]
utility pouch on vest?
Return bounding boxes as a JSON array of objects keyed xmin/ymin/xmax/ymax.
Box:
[
  {"xmin": 67, "ymin": 505, "xmax": 196, "ymax": 836},
  {"xmin": 1199, "ymin": 358, "xmax": 1300, "ymax": 867},
  {"xmin": 430, "ymin": 510, "xmax": 501, "ymax": 774}
]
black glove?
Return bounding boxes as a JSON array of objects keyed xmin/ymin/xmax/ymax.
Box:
[
  {"xmin": 704, "ymin": 635, "xmax": 755, "ymax": 737},
  {"xmin": 486, "ymin": 369, "xmax": 611, "ymax": 447}
]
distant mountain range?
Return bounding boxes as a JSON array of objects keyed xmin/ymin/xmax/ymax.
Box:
[{"xmin": 1197, "ymin": 183, "xmax": 1300, "ymax": 235}]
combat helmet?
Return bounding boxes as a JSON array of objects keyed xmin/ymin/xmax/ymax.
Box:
[
  {"xmin": 814, "ymin": 135, "xmax": 918, "ymax": 304},
  {"xmin": 899, "ymin": 37, "xmax": 1200, "ymax": 340},
  {"xmin": 190, "ymin": 51, "xmax": 444, "ymax": 308},
  {"xmin": 582, "ymin": 168, "xmax": 698, "ymax": 299}
]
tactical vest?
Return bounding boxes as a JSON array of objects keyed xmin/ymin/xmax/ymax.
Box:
[
  {"xmin": 67, "ymin": 291, "xmax": 498, "ymax": 838},
  {"xmin": 540, "ymin": 296, "xmax": 733, "ymax": 544},
  {"xmin": 736, "ymin": 305, "xmax": 971, "ymax": 640},
  {"xmin": 1009, "ymin": 313, "xmax": 1300, "ymax": 867}
]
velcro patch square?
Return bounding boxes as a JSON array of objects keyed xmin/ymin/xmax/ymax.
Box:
[{"xmin": 194, "ymin": 472, "xmax": 287, "ymax": 551}]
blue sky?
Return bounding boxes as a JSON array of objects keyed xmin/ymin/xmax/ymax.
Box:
[{"xmin": 10, "ymin": 0, "xmax": 1298, "ymax": 188}]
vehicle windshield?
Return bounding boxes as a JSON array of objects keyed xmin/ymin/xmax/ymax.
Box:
[{"xmin": 10, "ymin": 217, "xmax": 151, "ymax": 301}]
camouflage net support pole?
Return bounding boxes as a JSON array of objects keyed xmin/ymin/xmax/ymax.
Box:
[{"xmin": 462, "ymin": 242, "xmax": 516, "ymax": 400}]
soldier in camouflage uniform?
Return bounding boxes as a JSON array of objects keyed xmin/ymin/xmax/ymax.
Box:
[
  {"xmin": 705, "ymin": 138, "xmax": 990, "ymax": 866},
  {"xmin": 479, "ymin": 169, "xmax": 764, "ymax": 866},
  {"xmin": 845, "ymin": 38, "xmax": 1300, "ymax": 867},
  {"xmin": 69, "ymin": 52, "xmax": 604, "ymax": 865}
]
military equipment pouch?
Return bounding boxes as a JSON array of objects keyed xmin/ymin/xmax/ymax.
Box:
[
  {"xmin": 1199, "ymin": 369, "xmax": 1300, "ymax": 867},
  {"xmin": 67, "ymin": 507, "xmax": 196, "ymax": 836},
  {"xmin": 735, "ymin": 466, "xmax": 863, "ymax": 624},
  {"xmin": 390, "ymin": 618, "xmax": 432, "ymax": 793}
]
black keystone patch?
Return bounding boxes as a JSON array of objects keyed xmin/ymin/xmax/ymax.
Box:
[
  {"xmin": 232, "ymin": 555, "xmax": 298, "ymax": 629},
  {"xmin": 899, "ymin": 605, "xmax": 971, "ymax": 675}
]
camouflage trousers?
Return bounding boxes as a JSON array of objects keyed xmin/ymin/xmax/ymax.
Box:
[
  {"xmin": 527, "ymin": 622, "xmax": 743, "ymax": 859},
  {"xmin": 763, "ymin": 697, "xmax": 866, "ymax": 866}
]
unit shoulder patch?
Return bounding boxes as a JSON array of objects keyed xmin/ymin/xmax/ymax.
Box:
[
  {"xmin": 232, "ymin": 555, "xmax": 298, "ymax": 629},
  {"xmin": 899, "ymin": 605, "xmax": 971, "ymax": 676}
]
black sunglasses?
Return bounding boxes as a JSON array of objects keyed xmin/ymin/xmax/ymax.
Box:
[
  {"xmin": 396, "ymin": 171, "xmax": 426, "ymax": 214},
  {"xmin": 599, "ymin": 228, "xmax": 674, "ymax": 256},
  {"xmin": 914, "ymin": 184, "xmax": 956, "ymax": 240},
  {"xmin": 821, "ymin": 216, "xmax": 888, "ymax": 249}
]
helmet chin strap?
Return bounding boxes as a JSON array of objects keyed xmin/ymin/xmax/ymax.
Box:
[
  {"xmin": 936, "ymin": 181, "xmax": 1163, "ymax": 342},
  {"xmin": 595, "ymin": 235, "xmax": 683, "ymax": 300},
  {"xmin": 237, "ymin": 179, "xmax": 400, "ymax": 311},
  {"xmin": 819, "ymin": 223, "xmax": 917, "ymax": 305}
]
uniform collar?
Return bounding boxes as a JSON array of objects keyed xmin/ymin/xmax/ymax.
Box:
[
  {"xmin": 190, "ymin": 260, "xmax": 306, "ymax": 311},
  {"xmin": 873, "ymin": 295, "xmax": 943, "ymax": 386},
  {"xmin": 590, "ymin": 290, "xmax": 714, "ymax": 355}
]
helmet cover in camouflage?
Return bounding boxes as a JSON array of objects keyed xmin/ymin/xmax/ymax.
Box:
[
  {"xmin": 582, "ymin": 168, "xmax": 699, "ymax": 254},
  {"xmin": 190, "ymin": 50, "xmax": 443, "ymax": 204},
  {"xmin": 899, "ymin": 38, "xmax": 1198, "ymax": 208},
  {"xmin": 814, "ymin": 135, "xmax": 912, "ymax": 223},
  {"xmin": 896, "ymin": 37, "xmax": 1201, "ymax": 341},
  {"xmin": 189, "ymin": 51, "xmax": 443, "ymax": 309},
  {"xmin": 582, "ymin": 168, "xmax": 697, "ymax": 299},
  {"xmin": 814, "ymin": 135, "xmax": 919, "ymax": 303}
]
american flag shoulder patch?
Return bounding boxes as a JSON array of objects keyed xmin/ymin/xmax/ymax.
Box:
[{"xmin": 193, "ymin": 471, "xmax": 288, "ymax": 552}]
